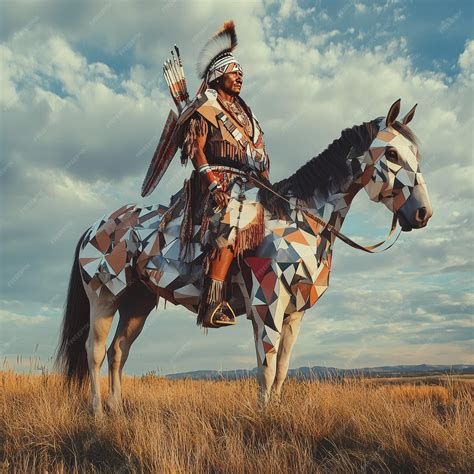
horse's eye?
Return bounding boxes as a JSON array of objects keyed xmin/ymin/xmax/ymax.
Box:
[{"xmin": 386, "ymin": 148, "xmax": 398, "ymax": 161}]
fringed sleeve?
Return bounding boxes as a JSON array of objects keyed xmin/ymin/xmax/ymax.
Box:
[{"xmin": 180, "ymin": 113, "xmax": 208, "ymax": 166}]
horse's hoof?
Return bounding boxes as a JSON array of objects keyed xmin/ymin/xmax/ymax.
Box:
[
  {"xmin": 105, "ymin": 397, "xmax": 122, "ymax": 413},
  {"xmin": 90, "ymin": 402, "xmax": 104, "ymax": 419},
  {"xmin": 92, "ymin": 408, "xmax": 104, "ymax": 420}
]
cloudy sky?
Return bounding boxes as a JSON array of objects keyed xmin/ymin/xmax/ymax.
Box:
[{"xmin": 1, "ymin": 0, "xmax": 472, "ymax": 376}]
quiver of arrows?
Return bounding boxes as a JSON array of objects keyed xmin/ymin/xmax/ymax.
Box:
[{"xmin": 163, "ymin": 45, "xmax": 190, "ymax": 113}]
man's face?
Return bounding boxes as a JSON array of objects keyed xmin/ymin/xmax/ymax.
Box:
[{"xmin": 218, "ymin": 70, "xmax": 243, "ymax": 96}]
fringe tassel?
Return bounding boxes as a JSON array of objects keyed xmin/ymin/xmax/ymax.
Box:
[
  {"xmin": 180, "ymin": 114, "xmax": 208, "ymax": 166},
  {"xmin": 159, "ymin": 187, "xmax": 184, "ymax": 233},
  {"xmin": 197, "ymin": 277, "xmax": 225, "ymax": 326},
  {"xmin": 207, "ymin": 279, "xmax": 224, "ymax": 304},
  {"xmin": 179, "ymin": 178, "xmax": 194, "ymax": 262},
  {"xmin": 234, "ymin": 203, "xmax": 265, "ymax": 256},
  {"xmin": 236, "ymin": 148, "xmax": 247, "ymax": 165},
  {"xmin": 207, "ymin": 140, "xmax": 248, "ymax": 164},
  {"xmin": 199, "ymin": 191, "xmax": 214, "ymax": 243}
]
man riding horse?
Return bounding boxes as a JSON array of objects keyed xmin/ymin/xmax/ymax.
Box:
[{"xmin": 156, "ymin": 21, "xmax": 270, "ymax": 328}]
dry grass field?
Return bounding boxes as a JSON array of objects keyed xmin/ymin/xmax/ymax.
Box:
[{"xmin": 1, "ymin": 371, "xmax": 472, "ymax": 473}]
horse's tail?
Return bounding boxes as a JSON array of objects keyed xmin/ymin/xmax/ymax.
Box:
[{"xmin": 55, "ymin": 228, "xmax": 91, "ymax": 385}]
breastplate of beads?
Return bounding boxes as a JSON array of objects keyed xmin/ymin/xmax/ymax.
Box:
[{"xmin": 222, "ymin": 98, "xmax": 253, "ymax": 139}]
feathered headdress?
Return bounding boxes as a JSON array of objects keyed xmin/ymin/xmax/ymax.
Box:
[{"xmin": 196, "ymin": 20, "xmax": 242, "ymax": 86}]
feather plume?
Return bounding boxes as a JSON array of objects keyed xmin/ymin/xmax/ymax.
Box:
[{"xmin": 196, "ymin": 20, "xmax": 238, "ymax": 79}]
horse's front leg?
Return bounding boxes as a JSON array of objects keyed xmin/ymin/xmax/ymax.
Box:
[
  {"xmin": 251, "ymin": 308, "xmax": 283, "ymax": 407},
  {"xmin": 272, "ymin": 311, "xmax": 304, "ymax": 402}
]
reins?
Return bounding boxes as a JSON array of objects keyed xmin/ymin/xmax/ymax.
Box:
[{"xmin": 246, "ymin": 172, "xmax": 401, "ymax": 254}]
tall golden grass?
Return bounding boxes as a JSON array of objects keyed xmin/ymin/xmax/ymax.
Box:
[{"xmin": 1, "ymin": 371, "xmax": 472, "ymax": 473}]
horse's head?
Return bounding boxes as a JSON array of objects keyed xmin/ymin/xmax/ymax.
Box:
[{"xmin": 361, "ymin": 99, "xmax": 433, "ymax": 231}]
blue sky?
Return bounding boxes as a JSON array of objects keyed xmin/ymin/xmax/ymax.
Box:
[
  {"xmin": 0, "ymin": 0, "xmax": 473, "ymax": 375},
  {"xmin": 298, "ymin": 0, "xmax": 472, "ymax": 75}
]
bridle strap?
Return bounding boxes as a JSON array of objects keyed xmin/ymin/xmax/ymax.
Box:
[{"xmin": 247, "ymin": 173, "xmax": 401, "ymax": 254}]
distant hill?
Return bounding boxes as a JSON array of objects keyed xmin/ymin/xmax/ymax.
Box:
[{"xmin": 165, "ymin": 364, "xmax": 474, "ymax": 380}]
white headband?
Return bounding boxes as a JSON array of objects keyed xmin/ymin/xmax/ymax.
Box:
[{"xmin": 206, "ymin": 53, "xmax": 243, "ymax": 83}]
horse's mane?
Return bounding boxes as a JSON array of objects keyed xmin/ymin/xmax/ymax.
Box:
[{"xmin": 258, "ymin": 118, "xmax": 419, "ymax": 212}]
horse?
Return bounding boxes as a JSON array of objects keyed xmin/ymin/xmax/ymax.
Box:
[{"xmin": 56, "ymin": 99, "xmax": 432, "ymax": 416}]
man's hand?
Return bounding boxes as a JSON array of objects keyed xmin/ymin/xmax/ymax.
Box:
[{"xmin": 213, "ymin": 188, "xmax": 230, "ymax": 209}]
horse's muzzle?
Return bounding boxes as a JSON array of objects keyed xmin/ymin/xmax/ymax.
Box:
[
  {"xmin": 397, "ymin": 207, "xmax": 430, "ymax": 231},
  {"xmin": 396, "ymin": 185, "xmax": 433, "ymax": 232}
]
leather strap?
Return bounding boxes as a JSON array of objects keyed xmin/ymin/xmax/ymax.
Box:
[{"xmin": 248, "ymin": 174, "xmax": 401, "ymax": 254}]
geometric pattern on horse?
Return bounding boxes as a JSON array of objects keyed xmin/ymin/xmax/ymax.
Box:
[
  {"xmin": 77, "ymin": 194, "xmax": 334, "ymax": 368},
  {"xmin": 145, "ymin": 219, "xmax": 205, "ymax": 312},
  {"xmin": 363, "ymin": 126, "xmax": 423, "ymax": 212},
  {"xmin": 244, "ymin": 206, "xmax": 332, "ymax": 366},
  {"xmin": 79, "ymin": 203, "xmax": 167, "ymax": 297},
  {"xmin": 77, "ymin": 193, "xmax": 333, "ymax": 320}
]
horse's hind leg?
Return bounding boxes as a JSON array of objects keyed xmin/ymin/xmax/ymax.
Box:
[
  {"xmin": 83, "ymin": 284, "xmax": 120, "ymax": 417},
  {"xmin": 106, "ymin": 282, "xmax": 156, "ymax": 412},
  {"xmin": 272, "ymin": 311, "xmax": 304, "ymax": 402}
]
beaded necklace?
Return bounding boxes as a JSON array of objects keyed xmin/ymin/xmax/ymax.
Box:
[{"xmin": 221, "ymin": 97, "xmax": 253, "ymax": 139}]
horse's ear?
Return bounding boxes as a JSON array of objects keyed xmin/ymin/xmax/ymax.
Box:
[
  {"xmin": 402, "ymin": 103, "xmax": 417, "ymax": 125},
  {"xmin": 386, "ymin": 98, "xmax": 401, "ymax": 127}
]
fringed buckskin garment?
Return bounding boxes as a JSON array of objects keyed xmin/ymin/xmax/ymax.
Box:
[{"xmin": 159, "ymin": 88, "xmax": 270, "ymax": 276}]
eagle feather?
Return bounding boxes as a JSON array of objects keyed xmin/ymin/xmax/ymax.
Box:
[{"xmin": 196, "ymin": 20, "xmax": 238, "ymax": 79}]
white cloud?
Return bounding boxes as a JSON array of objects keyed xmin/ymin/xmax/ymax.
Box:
[
  {"xmin": 278, "ymin": 0, "xmax": 315, "ymax": 21},
  {"xmin": 458, "ymin": 39, "xmax": 474, "ymax": 79},
  {"xmin": 0, "ymin": 310, "xmax": 51, "ymax": 325}
]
